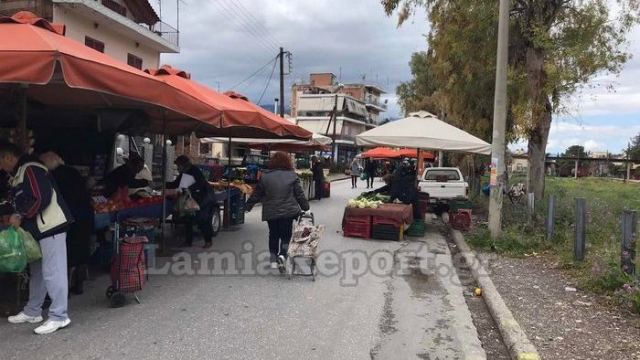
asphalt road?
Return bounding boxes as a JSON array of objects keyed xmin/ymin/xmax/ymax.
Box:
[{"xmin": 0, "ymin": 179, "xmax": 484, "ymax": 360}]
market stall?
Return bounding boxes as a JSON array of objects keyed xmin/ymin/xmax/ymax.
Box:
[
  {"xmin": 0, "ymin": 12, "xmax": 314, "ymax": 309},
  {"xmin": 351, "ymin": 111, "xmax": 492, "ymax": 235},
  {"xmin": 342, "ymin": 201, "xmax": 413, "ymax": 241}
]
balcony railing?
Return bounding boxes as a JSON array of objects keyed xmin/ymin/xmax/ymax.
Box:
[
  {"xmin": 365, "ymin": 97, "xmax": 387, "ymax": 110},
  {"xmin": 149, "ymin": 20, "xmax": 180, "ymax": 48},
  {"xmin": 101, "ymin": 0, "xmax": 126, "ymax": 17}
]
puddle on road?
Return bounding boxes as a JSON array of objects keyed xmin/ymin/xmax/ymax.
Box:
[{"xmin": 399, "ymin": 256, "xmax": 445, "ymax": 299}]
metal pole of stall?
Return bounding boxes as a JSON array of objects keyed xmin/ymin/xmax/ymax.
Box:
[
  {"xmin": 161, "ymin": 111, "xmax": 168, "ymax": 253},
  {"xmin": 19, "ymin": 84, "xmax": 28, "ymax": 152},
  {"xmin": 225, "ymin": 134, "xmax": 232, "ymax": 230}
]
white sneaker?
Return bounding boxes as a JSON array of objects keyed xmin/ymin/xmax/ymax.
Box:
[
  {"xmin": 33, "ymin": 318, "xmax": 71, "ymax": 335},
  {"xmin": 8, "ymin": 312, "xmax": 43, "ymax": 324},
  {"xmin": 270, "ymin": 262, "xmax": 278, "ymax": 269},
  {"xmin": 278, "ymin": 255, "xmax": 286, "ymax": 274}
]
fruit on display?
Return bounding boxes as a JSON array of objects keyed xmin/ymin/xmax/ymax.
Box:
[
  {"xmin": 347, "ymin": 198, "xmax": 383, "ymax": 209},
  {"xmin": 92, "ymin": 195, "xmax": 164, "ymax": 213}
]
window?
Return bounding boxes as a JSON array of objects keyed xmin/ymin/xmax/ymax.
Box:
[
  {"xmin": 424, "ymin": 169, "xmax": 461, "ymax": 181},
  {"xmin": 85, "ymin": 36, "xmax": 105, "ymax": 53},
  {"xmin": 127, "ymin": 53, "xmax": 143, "ymax": 70}
]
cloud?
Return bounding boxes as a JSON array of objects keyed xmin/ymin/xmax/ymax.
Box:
[
  {"xmin": 511, "ymin": 121, "xmax": 640, "ymax": 154},
  {"xmin": 157, "ymin": 0, "xmax": 427, "ymax": 118}
]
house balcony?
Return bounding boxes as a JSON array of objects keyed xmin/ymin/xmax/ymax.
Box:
[
  {"xmin": 53, "ymin": 0, "xmax": 179, "ymax": 53},
  {"xmin": 365, "ymin": 98, "xmax": 387, "ymax": 112}
]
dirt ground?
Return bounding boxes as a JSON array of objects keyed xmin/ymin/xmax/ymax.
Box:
[{"xmin": 486, "ymin": 254, "xmax": 640, "ymax": 360}]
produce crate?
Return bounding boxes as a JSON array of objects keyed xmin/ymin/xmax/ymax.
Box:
[
  {"xmin": 450, "ymin": 209, "xmax": 472, "ymax": 231},
  {"xmin": 417, "ymin": 199, "xmax": 429, "ymax": 219},
  {"xmin": 372, "ymin": 215, "xmax": 398, "ymax": 226},
  {"xmin": 449, "ymin": 197, "xmax": 472, "ymax": 212},
  {"xmin": 345, "ymin": 214, "xmax": 371, "ymax": 224},
  {"xmin": 322, "ymin": 182, "xmax": 330, "ymax": 198},
  {"xmin": 230, "ymin": 195, "xmax": 246, "ymax": 225},
  {"xmin": 343, "ymin": 220, "xmax": 371, "ymax": 239},
  {"xmin": 371, "ymin": 223, "xmax": 404, "ymax": 241},
  {"xmin": 406, "ymin": 219, "xmax": 426, "ymax": 237}
]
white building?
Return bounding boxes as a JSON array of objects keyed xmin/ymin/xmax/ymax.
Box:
[
  {"xmin": 291, "ymin": 73, "xmax": 387, "ymax": 163},
  {"xmin": 0, "ymin": 0, "xmax": 179, "ymax": 69}
]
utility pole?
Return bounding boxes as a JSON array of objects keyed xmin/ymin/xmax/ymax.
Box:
[
  {"xmin": 279, "ymin": 47, "xmax": 285, "ymax": 117},
  {"xmin": 332, "ymin": 93, "xmax": 338, "ymax": 163},
  {"xmin": 488, "ymin": 0, "xmax": 510, "ymax": 240},
  {"xmin": 626, "ymin": 142, "xmax": 631, "ymax": 183}
]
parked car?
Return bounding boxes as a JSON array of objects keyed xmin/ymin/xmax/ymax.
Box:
[{"xmin": 418, "ymin": 167, "xmax": 469, "ymax": 214}]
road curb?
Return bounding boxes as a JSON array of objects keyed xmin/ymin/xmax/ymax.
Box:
[
  {"xmin": 450, "ymin": 229, "xmax": 540, "ymax": 360},
  {"xmin": 329, "ymin": 176, "xmax": 350, "ymax": 182}
]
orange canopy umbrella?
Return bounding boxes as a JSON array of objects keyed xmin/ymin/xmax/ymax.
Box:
[
  {"xmin": 144, "ymin": 67, "xmax": 311, "ymax": 140},
  {"xmin": 224, "ymin": 91, "xmax": 311, "ymax": 140},
  {"xmin": 360, "ymin": 147, "xmax": 401, "ymax": 159},
  {"xmin": 395, "ymin": 148, "xmax": 435, "ymax": 161},
  {"xmin": 0, "ymin": 12, "xmax": 225, "ymax": 136}
]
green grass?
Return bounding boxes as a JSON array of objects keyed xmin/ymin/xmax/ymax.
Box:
[{"xmin": 469, "ymin": 177, "xmax": 640, "ymax": 311}]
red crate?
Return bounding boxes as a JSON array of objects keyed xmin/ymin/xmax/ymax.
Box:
[
  {"xmin": 343, "ymin": 220, "xmax": 371, "ymax": 239},
  {"xmin": 450, "ymin": 209, "xmax": 472, "ymax": 231},
  {"xmin": 373, "ymin": 215, "xmax": 398, "ymax": 226},
  {"xmin": 323, "ymin": 182, "xmax": 330, "ymax": 198},
  {"xmin": 345, "ymin": 214, "xmax": 371, "ymax": 224}
]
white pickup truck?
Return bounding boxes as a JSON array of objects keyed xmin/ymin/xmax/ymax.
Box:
[{"xmin": 418, "ymin": 167, "xmax": 468, "ymax": 213}]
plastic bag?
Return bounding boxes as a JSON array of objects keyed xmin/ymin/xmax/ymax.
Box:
[
  {"xmin": 176, "ymin": 190, "xmax": 200, "ymax": 218},
  {"xmin": 17, "ymin": 228, "xmax": 41, "ymax": 263},
  {"xmin": 0, "ymin": 228, "xmax": 27, "ymax": 273},
  {"xmin": 360, "ymin": 172, "xmax": 368, "ymax": 180}
]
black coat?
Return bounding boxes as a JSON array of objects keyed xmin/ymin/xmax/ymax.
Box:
[
  {"xmin": 52, "ymin": 165, "xmax": 94, "ymax": 266},
  {"xmin": 167, "ymin": 165, "xmax": 213, "ymax": 206},
  {"xmin": 103, "ymin": 164, "xmax": 149, "ymax": 198},
  {"xmin": 246, "ymin": 169, "xmax": 310, "ymax": 221}
]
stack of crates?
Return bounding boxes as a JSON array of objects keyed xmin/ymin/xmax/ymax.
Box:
[
  {"xmin": 230, "ymin": 193, "xmax": 246, "ymax": 225},
  {"xmin": 406, "ymin": 219, "xmax": 426, "ymax": 237},
  {"xmin": 449, "ymin": 197, "xmax": 472, "ymax": 231},
  {"xmin": 417, "ymin": 192, "xmax": 430, "ymax": 219},
  {"xmin": 371, "ymin": 216, "xmax": 404, "ymax": 241},
  {"xmin": 343, "ymin": 214, "xmax": 371, "ymax": 239}
]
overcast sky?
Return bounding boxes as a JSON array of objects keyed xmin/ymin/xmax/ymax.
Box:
[{"xmin": 156, "ymin": 0, "xmax": 640, "ymax": 155}]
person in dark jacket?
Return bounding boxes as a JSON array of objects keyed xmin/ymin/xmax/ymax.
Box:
[
  {"xmin": 365, "ymin": 159, "xmax": 377, "ymax": 189},
  {"xmin": 311, "ymin": 156, "xmax": 324, "ymax": 200},
  {"xmin": 0, "ymin": 143, "xmax": 73, "ymax": 335},
  {"xmin": 40, "ymin": 152, "xmax": 93, "ymax": 295},
  {"xmin": 102, "ymin": 153, "xmax": 148, "ymax": 198},
  {"xmin": 167, "ymin": 155, "xmax": 216, "ymax": 249},
  {"xmin": 246, "ymin": 152, "xmax": 310, "ymax": 273}
]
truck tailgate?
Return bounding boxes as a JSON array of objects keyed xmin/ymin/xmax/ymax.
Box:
[{"xmin": 420, "ymin": 182, "xmax": 467, "ymax": 200}]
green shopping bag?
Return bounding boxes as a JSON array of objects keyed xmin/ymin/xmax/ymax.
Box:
[
  {"xmin": 0, "ymin": 228, "xmax": 27, "ymax": 273},
  {"xmin": 360, "ymin": 172, "xmax": 368, "ymax": 180},
  {"xmin": 18, "ymin": 228, "xmax": 41, "ymax": 263}
]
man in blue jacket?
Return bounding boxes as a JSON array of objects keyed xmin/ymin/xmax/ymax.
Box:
[{"xmin": 0, "ymin": 143, "xmax": 74, "ymax": 335}]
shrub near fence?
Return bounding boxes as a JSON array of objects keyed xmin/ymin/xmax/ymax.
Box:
[{"xmin": 469, "ymin": 177, "xmax": 640, "ymax": 311}]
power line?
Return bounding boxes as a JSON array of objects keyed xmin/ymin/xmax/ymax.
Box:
[
  {"xmin": 219, "ymin": 0, "xmax": 279, "ymax": 51},
  {"xmin": 229, "ymin": 55, "xmax": 278, "ymax": 90},
  {"xmin": 257, "ymin": 58, "xmax": 278, "ymax": 104},
  {"xmin": 214, "ymin": 0, "xmax": 278, "ymax": 55},
  {"xmin": 225, "ymin": 0, "xmax": 280, "ymax": 50}
]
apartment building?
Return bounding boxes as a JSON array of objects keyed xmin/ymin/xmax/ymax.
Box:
[
  {"xmin": 0, "ymin": 0, "xmax": 179, "ymax": 69},
  {"xmin": 291, "ymin": 73, "xmax": 387, "ymax": 163}
]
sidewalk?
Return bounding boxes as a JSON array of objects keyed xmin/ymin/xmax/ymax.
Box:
[{"xmin": 326, "ymin": 173, "xmax": 350, "ymax": 182}]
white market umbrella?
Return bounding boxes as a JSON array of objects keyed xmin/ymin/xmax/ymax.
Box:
[{"xmin": 355, "ymin": 111, "xmax": 491, "ymax": 155}]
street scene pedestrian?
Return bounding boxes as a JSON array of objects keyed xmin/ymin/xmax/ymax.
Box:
[
  {"xmin": 350, "ymin": 157, "xmax": 361, "ymax": 188},
  {"xmin": 1, "ymin": 1, "xmax": 640, "ymax": 359},
  {"xmin": 246, "ymin": 152, "xmax": 310, "ymax": 272},
  {"xmin": 0, "ymin": 143, "xmax": 73, "ymax": 335}
]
